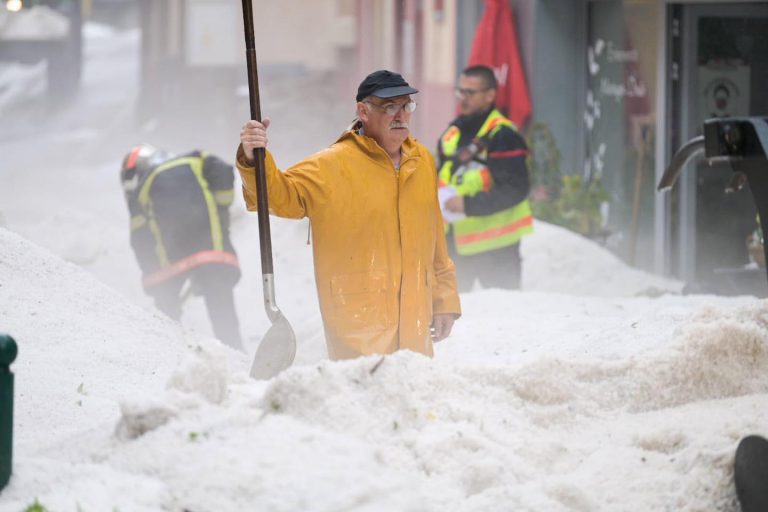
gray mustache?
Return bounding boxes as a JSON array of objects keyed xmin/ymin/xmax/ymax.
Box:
[{"xmin": 390, "ymin": 122, "xmax": 409, "ymax": 129}]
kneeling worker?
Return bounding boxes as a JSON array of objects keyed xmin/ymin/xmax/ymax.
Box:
[{"xmin": 120, "ymin": 145, "xmax": 243, "ymax": 350}]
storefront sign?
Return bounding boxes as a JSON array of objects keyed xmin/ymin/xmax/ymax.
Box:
[
  {"xmin": 589, "ymin": 38, "xmax": 648, "ymax": 103},
  {"xmin": 600, "ymin": 75, "xmax": 647, "ymax": 102}
]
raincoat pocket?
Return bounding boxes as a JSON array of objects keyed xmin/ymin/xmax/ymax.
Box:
[{"xmin": 329, "ymin": 271, "xmax": 390, "ymax": 333}]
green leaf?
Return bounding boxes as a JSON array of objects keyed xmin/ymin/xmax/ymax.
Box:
[{"xmin": 24, "ymin": 499, "xmax": 49, "ymax": 512}]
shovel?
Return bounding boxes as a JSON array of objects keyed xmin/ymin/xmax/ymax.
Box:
[{"xmin": 241, "ymin": 0, "xmax": 297, "ymax": 379}]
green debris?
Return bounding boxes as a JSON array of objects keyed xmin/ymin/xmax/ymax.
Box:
[{"xmin": 24, "ymin": 499, "xmax": 49, "ymax": 512}]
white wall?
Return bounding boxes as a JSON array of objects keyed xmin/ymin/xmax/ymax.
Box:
[{"xmin": 184, "ymin": 0, "xmax": 355, "ymax": 72}]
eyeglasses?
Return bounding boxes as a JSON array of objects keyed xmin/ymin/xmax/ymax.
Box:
[
  {"xmin": 455, "ymin": 87, "xmax": 491, "ymax": 99},
  {"xmin": 364, "ymin": 100, "xmax": 417, "ymax": 116}
]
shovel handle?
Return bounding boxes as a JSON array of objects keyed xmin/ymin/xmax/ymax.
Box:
[{"xmin": 241, "ymin": 0, "xmax": 273, "ymax": 275}]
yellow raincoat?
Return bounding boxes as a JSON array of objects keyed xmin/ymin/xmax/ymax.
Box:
[{"xmin": 236, "ymin": 129, "xmax": 461, "ymax": 359}]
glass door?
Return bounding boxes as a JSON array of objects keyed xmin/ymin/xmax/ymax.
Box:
[{"xmin": 675, "ymin": 2, "xmax": 768, "ymax": 294}]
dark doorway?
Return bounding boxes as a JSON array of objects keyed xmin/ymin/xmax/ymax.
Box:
[{"xmin": 674, "ymin": 2, "xmax": 768, "ymax": 295}]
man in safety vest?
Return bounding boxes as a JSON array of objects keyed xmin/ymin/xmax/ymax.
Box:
[
  {"xmin": 120, "ymin": 144, "xmax": 243, "ymax": 350},
  {"xmin": 238, "ymin": 70, "xmax": 461, "ymax": 360},
  {"xmin": 437, "ymin": 65, "xmax": 533, "ymax": 291}
]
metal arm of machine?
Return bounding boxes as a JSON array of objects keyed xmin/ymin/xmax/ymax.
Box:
[{"xmin": 659, "ymin": 117, "xmax": 768, "ymax": 283}]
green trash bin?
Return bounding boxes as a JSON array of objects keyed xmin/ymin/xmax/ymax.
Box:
[{"xmin": 0, "ymin": 333, "xmax": 18, "ymax": 491}]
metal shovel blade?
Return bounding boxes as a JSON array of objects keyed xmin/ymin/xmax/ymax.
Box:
[{"xmin": 250, "ymin": 310, "xmax": 296, "ymax": 380}]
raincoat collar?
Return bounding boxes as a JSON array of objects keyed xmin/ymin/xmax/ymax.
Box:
[{"xmin": 335, "ymin": 126, "xmax": 421, "ymax": 171}]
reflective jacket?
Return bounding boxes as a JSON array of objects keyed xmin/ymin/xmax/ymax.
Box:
[
  {"xmin": 438, "ymin": 108, "xmax": 533, "ymax": 255},
  {"xmin": 236, "ymin": 129, "xmax": 461, "ymax": 360},
  {"xmin": 123, "ymin": 151, "xmax": 240, "ymax": 289}
]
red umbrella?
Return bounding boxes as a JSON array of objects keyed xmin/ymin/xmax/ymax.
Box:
[{"xmin": 468, "ymin": 0, "xmax": 532, "ymax": 129}]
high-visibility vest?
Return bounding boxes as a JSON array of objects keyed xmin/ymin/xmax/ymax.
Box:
[{"xmin": 439, "ymin": 109, "xmax": 533, "ymax": 256}]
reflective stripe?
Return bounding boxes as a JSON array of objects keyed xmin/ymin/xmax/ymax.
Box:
[
  {"xmin": 479, "ymin": 168, "xmax": 492, "ymax": 192},
  {"xmin": 484, "ymin": 117, "xmax": 503, "ymax": 135},
  {"xmin": 441, "ymin": 125, "xmax": 460, "ymax": 145},
  {"xmin": 451, "ymin": 165, "xmax": 491, "ymax": 197},
  {"xmin": 438, "ymin": 161, "xmax": 455, "ymax": 189},
  {"xmin": 456, "ymin": 215, "xmax": 533, "ymax": 245},
  {"xmin": 142, "ymin": 250, "xmax": 239, "ymax": 288},
  {"xmin": 489, "ymin": 149, "xmax": 528, "ymax": 158},
  {"xmin": 130, "ymin": 214, "xmax": 147, "ymax": 231},
  {"xmin": 213, "ymin": 189, "xmax": 234, "ymax": 206},
  {"xmin": 453, "ymin": 202, "xmax": 534, "ymax": 256},
  {"xmin": 478, "ymin": 112, "xmax": 517, "ymax": 139}
]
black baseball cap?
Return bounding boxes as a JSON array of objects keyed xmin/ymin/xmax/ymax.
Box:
[{"xmin": 356, "ymin": 70, "xmax": 419, "ymax": 102}]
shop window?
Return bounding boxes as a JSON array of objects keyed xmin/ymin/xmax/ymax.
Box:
[{"xmin": 585, "ymin": 1, "xmax": 658, "ymax": 268}]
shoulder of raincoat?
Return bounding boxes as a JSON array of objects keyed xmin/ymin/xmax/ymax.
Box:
[{"xmin": 236, "ymin": 130, "xmax": 461, "ymax": 360}]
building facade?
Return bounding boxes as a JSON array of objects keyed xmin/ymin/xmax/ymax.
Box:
[
  {"xmin": 355, "ymin": 0, "xmax": 768, "ymax": 295},
  {"xmin": 137, "ymin": 0, "xmax": 356, "ymax": 148}
]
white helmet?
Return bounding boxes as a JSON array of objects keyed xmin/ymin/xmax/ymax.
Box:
[{"xmin": 120, "ymin": 144, "xmax": 167, "ymax": 192}]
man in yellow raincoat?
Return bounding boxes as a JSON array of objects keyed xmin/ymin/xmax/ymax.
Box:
[{"xmin": 237, "ymin": 70, "xmax": 461, "ymax": 360}]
